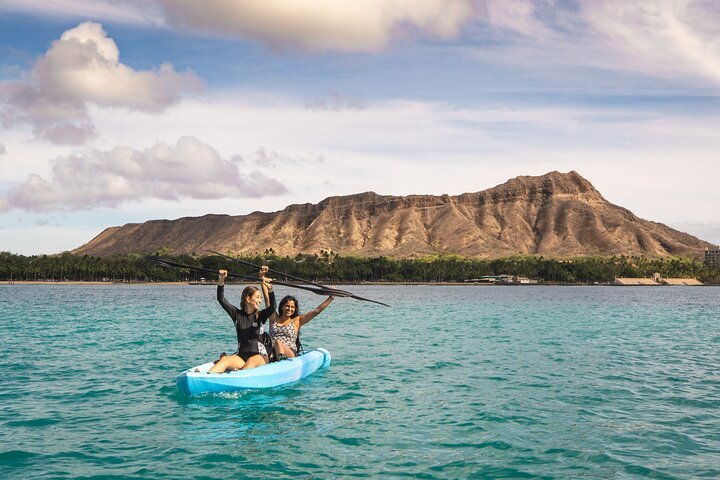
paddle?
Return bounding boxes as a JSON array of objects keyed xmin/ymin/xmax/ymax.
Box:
[
  {"xmin": 206, "ymin": 249, "xmax": 351, "ymax": 294},
  {"xmin": 204, "ymin": 250, "xmax": 390, "ymax": 307},
  {"xmin": 144, "ymin": 256, "xmax": 359, "ymax": 299}
]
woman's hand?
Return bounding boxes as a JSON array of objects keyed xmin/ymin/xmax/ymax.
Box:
[
  {"xmin": 218, "ymin": 269, "xmax": 227, "ymax": 286},
  {"xmin": 259, "ymin": 266, "xmax": 272, "ymax": 289}
]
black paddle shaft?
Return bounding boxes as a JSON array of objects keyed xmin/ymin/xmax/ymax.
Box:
[
  {"xmin": 204, "ymin": 250, "xmax": 390, "ymax": 307},
  {"xmin": 206, "ymin": 250, "xmax": 351, "ymax": 294},
  {"xmin": 144, "ymin": 256, "xmax": 359, "ymax": 299}
]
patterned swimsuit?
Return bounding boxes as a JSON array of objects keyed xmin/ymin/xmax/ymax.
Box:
[{"xmin": 271, "ymin": 320, "xmax": 298, "ymax": 354}]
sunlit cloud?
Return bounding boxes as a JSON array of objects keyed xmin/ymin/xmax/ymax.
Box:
[
  {"xmin": 157, "ymin": 0, "xmax": 475, "ymax": 52},
  {"xmin": 0, "ymin": 136, "xmax": 287, "ymax": 213},
  {"xmin": 4, "ymin": 0, "xmax": 720, "ymax": 87},
  {"xmin": 1, "ymin": 0, "xmax": 475, "ymax": 52},
  {"xmin": 0, "ymin": 22, "xmax": 202, "ymax": 144}
]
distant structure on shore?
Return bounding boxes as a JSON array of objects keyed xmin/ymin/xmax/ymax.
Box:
[
  {"xmin": 465, "ymin": 275, "xmax": 539, "ymax": 285},
  {"xmin": 705, "ymin": 246, "xmax": 720, "ymax": 268},
  {"xmin": 614, "ymin": 273, "xmax": 703, "ymax": 286}
]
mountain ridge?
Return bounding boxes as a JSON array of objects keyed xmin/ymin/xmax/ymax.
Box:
[{"xmin": 73, "ymin": 171, "xmax": 711, "ymax": 259}]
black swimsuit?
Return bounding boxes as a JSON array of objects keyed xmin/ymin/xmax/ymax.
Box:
[{"xmin": 217, "ymin": 286, "xmax": 276, "ymax": 361}]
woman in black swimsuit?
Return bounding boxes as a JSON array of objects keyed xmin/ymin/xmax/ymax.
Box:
[{"xmin": 209, "ymin": 267, "xmax": 275, "ymax": 372}]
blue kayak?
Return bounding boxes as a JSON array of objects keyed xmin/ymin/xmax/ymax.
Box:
[{"xmin": 176, "ymin": 348, "xmax": 331, "ymax": 396}]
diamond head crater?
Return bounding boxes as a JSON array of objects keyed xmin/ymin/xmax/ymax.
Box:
[
  {"xmin": 3, "ymin": 171, "xmax": 718, "ymax": 284},
  {"xmin": 73, "ymin": 171, "xmax": 710, "ymax": 259}
]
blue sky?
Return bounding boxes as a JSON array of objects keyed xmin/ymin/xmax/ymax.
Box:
[{"xmin": 1, "ymin": 0, "xmax": 719, "ymax": 255}]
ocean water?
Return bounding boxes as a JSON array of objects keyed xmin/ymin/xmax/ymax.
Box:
[{"xmin": 1, "ymin": 284, "xmax": 719, "ymax": 479}]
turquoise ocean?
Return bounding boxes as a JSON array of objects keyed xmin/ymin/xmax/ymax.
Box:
[{"xmin": 1, "ymin": 284, "xmax": 719, "ymax": 479}]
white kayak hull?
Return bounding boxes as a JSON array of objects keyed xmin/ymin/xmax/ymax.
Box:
[{"xmin": 176, "ymin": 348, "xmax": 331, "ymax": 396}]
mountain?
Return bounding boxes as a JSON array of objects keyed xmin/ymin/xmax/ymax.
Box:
[{"xmin": 73, "ymin": 171, "xmax": 711, "ymax": 259}]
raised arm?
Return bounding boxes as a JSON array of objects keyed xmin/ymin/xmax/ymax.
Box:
[
  {"xmin": 259, "ymin": 265, "xmax": 270, "ymax": 306},
  {"xmin": 216, "ymin": 269, "xmax": 238, "ymax": 318},
  {"xmin": 298, "ymin": 296, "xmax": 334, "ymax": 327},
  {"xmin": 258, "ymin": 266, "xmax": 276, "ymax": 322}
]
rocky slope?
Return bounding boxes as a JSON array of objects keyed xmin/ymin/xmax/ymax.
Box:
[{"xmin": 73, "ymin": 171, "xmax": 711, "ymax": 259}]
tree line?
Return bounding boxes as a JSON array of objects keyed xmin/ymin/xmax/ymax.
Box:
[{"xmin": 1, "ymin": 250, "xmax": 719, "ymax": 284}]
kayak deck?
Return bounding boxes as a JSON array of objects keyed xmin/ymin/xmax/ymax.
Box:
[{"xmin": 176, "ymin": 348, "xmax": 331, "ymax": 396}]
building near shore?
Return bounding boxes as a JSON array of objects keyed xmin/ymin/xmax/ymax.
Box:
[
  {"xmin": 705, "ymin": 246, "xmax": 720, "ymax": 268},
  {"xmin": 661, "ymin": 278, "xmax": 704, "ymax": 285},
  {"xmin": 465, "ymin": 275, "xmax": 538, "ymax": 285},
  {"xmin": 614, "ymin": 277, "xmax": 661, "ymax": 286},
  {"xmin": 614, "ymin": 273, "xmax": 703, "ymax": 286}
]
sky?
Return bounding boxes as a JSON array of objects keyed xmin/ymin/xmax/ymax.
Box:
[{"xmin": 1, "ymin": 0, "xmax": 719, "ymax": 255}]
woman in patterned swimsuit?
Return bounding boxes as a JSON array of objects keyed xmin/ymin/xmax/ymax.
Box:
[{"xmin": 269, "ymin": 294, "xmax": 334, "ymax": 359}]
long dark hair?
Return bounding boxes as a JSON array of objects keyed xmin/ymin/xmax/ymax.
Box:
[
  {"xmin": 278, "ymin": 295, "xmax": 300, "ymax": 318},
  {"xmin": 240, "ymin": 286, "xmax": 260, "ymax": 310}
]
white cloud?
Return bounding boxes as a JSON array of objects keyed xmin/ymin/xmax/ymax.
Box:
[
  {"xmin": 250, "ymin": 148, "xmax": 325, "ymax": 169},
  {"xmin": 3, "ymin": 93, "xmax": 720, "ymax": 253},
  {"xmin": 81, "ymin": 94, "xmax": 720, "ymax": 225},
  {"xmin": 157, "ymin": 0, "xmax": 475, "ymax": 52},
  {"xmin": 480, "ymin": 0, "xmax": 551, "ymax": 37},
  {"xmin": 0, "ymin": 143, "xmax": 5, "ymax": 156},
  {"xmin": 0, "ymin": 0, "xmax": 161, "ymax": 26},
  {"xmin": 474, "ymin": 0, "xmax": 720, "ymax": 87},
  {"xmin": 580, "ymin": 1, "xmax": 720, "ymax": 83},
  {"xmin": 0, "ymin": 22, "xmax": 202, "ymax": 144},
  {"xmin": 36, "ymin": 22, "xmax": 201, "ymax": 110},
  {"xmin": 0, "ymin": 136, "xmax": 287, "ymax": 213},
  {"xmin": 4, "ymin": 0, "xmax": 720, "ymax": 89},
  {"xmin": 5, "ymin": 1, "xmax": 719, "ymax": 87}
]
